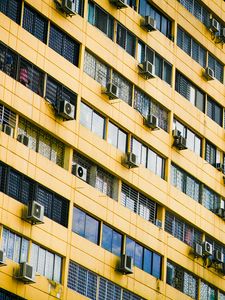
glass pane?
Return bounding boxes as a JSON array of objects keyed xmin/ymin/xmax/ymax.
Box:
[
  {"xmin": 20, "ymin": 238, "xmax": 29, "ymax": 263},
  {"xmin": 92, "ymin": 112, "xmax": 105, "ymax": 139},
  {"xmin": 72, "ymin": 207, "xmax": 85, "ymax": 236},
  {"xmin": 125, "ymin": 237, "xmax": 135, "ymax": 258},
  {"xmin": 152, "ymin": 253, "xmax": 161, "ymax": 278},
  {"xmin": 30, "ymin": 243, "xmax": 39, "ymax": 272},
  {"xmin": 85, "ymin": 215, "xmax": 99, "ymax": 244},
  {"xmin": 80, "ymin": 102, "xmax": 92, "ymax": 130},
  {"xmin": 13, "ymin": 235, "xmax": 21, "ymax": 263},
  {"xmin": 118, "ymin": 130, "xmax": 127, "ymax": 153},
  {"xmin": 53, "ymin": 255, "xmax": 62, "ymax": 283},
  {"xmin": 102, "ymin": 224, "xmax": 113, "ymax": 253},
  {"xmin": 112, "ymin": 231, "xmax": 122, "ymax": 256},
  {"xmin": 45, "ymin": 251, "xmax": 54, "ymax": 280},
  {"xmin": 134, "ymin": 243, "xmax": 143, "ymax": 269},
  {"xmin": 37, "ymin": 247, "xmax": 46, "ymax": 275},
  {"xmin": 107, "ymin": 122, "xmax": 118, "ymax": 148},
  {"xmin": 143, "ymin": 248, "xmax": 152, "ymax": 274}
]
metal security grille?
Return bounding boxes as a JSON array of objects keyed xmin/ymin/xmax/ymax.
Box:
[
  {"xmin": 0, "ymin": 103, "xmax": 16, "ymax": 129},
  {"xmin": 165, "ymin": 211, "xmax": 203, "ymax": 247},
  {"xmin": 68, "ymin": 261, "xmax": 144, "ymax": 300},
  {"xmin": 205, "ymin": 236, "xmax": 225, "ymax": 259},
  {"xmin": 112, "ymin": 71, "xmax": 133, "ymax": 105},
  {"xmin": 96, "ymin": 167, "xmax": 114, "ymax": 197},
  {"xmin": 0, "ymin": 288, "xmax": 26, "ymax": 300},
  {"xmin": 121, "ymin": 183, "xmax": 157, "ymax": 224},
  {"xmin": 0, "ymin": 43, "xmax": 18, "ymax": 79},
  {"xmin": 0, "ymin": 0, "xmax": 21, "ymax": 24}
]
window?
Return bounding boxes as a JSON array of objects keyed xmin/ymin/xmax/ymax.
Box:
[
  {"xmin": 88, "ymin": 1, "xmax": 114, "ymax": 40},
  {"xmin": 68, "ymin": 261, "xmax": 144, "ymax": 300},
  {"xmin": 107, "ymin": 121, "xmax": 127, "ymax": 152},
  {"xmin": 207, "ymin": 97, "xmax": 223, "ymax": 126},
  {"xmin": 171, "ymin": 164, "xmax": 201, "ymax": 202},
  {"xmin": 101, "ymin": 224, "xmax": 122, "ymax": 256},
  {"xmin": 208, "ymin": 53, "xmax": 224, "ymax": 83},
  {"xmin": 0, "ymin": 0, "xmax": 21, "ymax": 24},
  {"xmin": 96, "ymin": 167, "xmax": 114, "ymax": 197},
  {"xmin": 202, "ymin": 186, "xmax": 220, "ymax": 211},
  {"xmin": 134, "ymin": 87, "xmax": 168, "ymax": 131},
  {"xmin": 177, "ymin": 26, "xmax": 206, "ymax": 68},
  {"xmin": 0, "ymin": 103, "xmax": 16, "ymax": 132},
  {"xmin": 45, "ymin": 75, "xmax": 77, "ymax": 108},
  {"xmin": 2, "ymin": 228, "xmax": 29, "ymax": 263},
  {"xmin": 23, "ymin": 4, "xmax": 48, "ymax": 43},
  {"xmin": 112, "ymin": 71, "xmax": 133, "ymax": 105},
  {"xmin": 167, "ymin": 261, "xmax": 198, "ymax": 299},
  {"xmin": 18, "ymin": 117, "xmax": 65, "ymax": 167},
  {"xmin": 175, "ymin": 71, "xmax": 205, "ymax": 112},
  {"xmin": 139, "ymin": 0, "xmax": 172, "ymax": 39},
  {"xmin": 74, "ymin": 0, "xmax": 84, "ymax": 16},
  {"xmin": 138, "ymin": 41, "xmax": 172, "ymax": 85},
  {"xmin": 0, "ymin": 42, "xmax": 18, "ymax": 79},
  {"xmin": 116, "ymin": 23, "xmax": 136, "ymax": 57},
  {"xmin": 205, "ymin": 140, "xmax": 222, "ymax": 168},
  {"xmin": 131, "ymin": 137, "xmax": 165, "ymax": 178},
  {"xmin": 80, "ymin": 102, "xmax": 105, "ymax": 139},
  {"xmin": 173, "ymin": 119, "xmax": 201, "ymax": 156},
  {"xmin": 18, "ymin": 58, "xmax": 44, "ymax": 96},
  {"xmin": 30, "ymin": 243, "xmax": 62, "ymax": 282},
  {"xmin": 126, "ymin": 237, "xmax": 161, "ymax": 278},
  {"xmin": 121, "ymin": 183, "xmax": 157, "ymax": 224},
  {"xmin": 49, "ymin": 24, "xmax": 80, "ymax": 66},
  {"xmin": 72, "ymin": 207, "xmax": 100, "ymax": 244},
  {"xmin": 200, "ymin": 281, "xmax": 216, "ymax": 300},
  {"xmin": 165, "ymin": 211, "xmax": 203, "ymax": 247},
  {"xmin": 0, "ymin": 288, "xmax": 26, "ymax": 300},
  {"xmin": 219, "ymin": 292, "xmax": 225, "ymax": 300},
  {"xmin": 84, "ymin": 51, "xmax": 110, "ymax": 87}
]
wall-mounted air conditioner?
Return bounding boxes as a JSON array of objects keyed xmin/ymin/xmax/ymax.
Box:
[
  {"xmin": 118, "ymin": 254, "xmax": 133, "ymax": 274},
  {"xmin": 17, "ymin": 134, "xmax": 29, "ymax": 146},
  {"xmin": 215, "ymin": 163, "xmax": 224, "ymax": 173},
  {"xmin": 213, "ymin": 250, "xmax": 224, "ymax": 264},
  {"xmin": 209, "ymin": 18, "xmax": 220, "ymax": 32},
  {"xmin": 122, "ymin": 152, "xmax": 139, "ymax": 169},
  {"xmin": 193, "ymin": 243, "xmax": 203, "ymax": 258},
  {"xmin": 138, "ymin": 61, "xmax": 155, "ymax": 79},
  {"xmin": 58, "ymin": 100, "xmax": 75, "ymax": 120},
  {"xmin": 72, "ymin": 164, "xmax": 87, "ymax": 181},
  {"xmin": 15, "ymin": 262, "xmax": 35, "ymax": 283},
  {"xmin": 173, "ymin": 136, "xmax": 187, "ymax": 150},
  {"xmin": 109, "ymin": 0, "xmax": 128, "ymax": 9},
  {"xmin": 202, "ymin": 241, "xmax": 213, "ymax": 256},
  {"xmin": 25, "ymin": 201, "xmax": 44, "ymax": 225},
  {"xmin": 61, "ymin": 0, "xmax": 76, "ymax": 16},
  {"xmin": 141, "ymin": 16, "xmax": 156, "ymax": 32},
  {"xmin": 102, "ymin": 82, "xmax": 119, "ymax": 100},
  {"xmin": 1, "ymin": 124, "xmax": 14, "ymax": 137},
  {"xmin": 0, "ymin": 250, "xmax": 7, "ymax": 266},
  {"xmin": 203, "ymin": 67, "xmax": 215, "ymax": 81},
  {"xmin": 143, "ymin": 114, "xmax": 159, "ymax": 130}
]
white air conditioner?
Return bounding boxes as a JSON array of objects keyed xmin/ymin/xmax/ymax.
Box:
[
  {"xmin": 17, "ymin": 134, "xmax": 29, "ymax": 146},
  {"xmin": 155, "ymin": 219, "xmax": 162, "ymax": 228},
  {"xmin": 210, "ymin": 18, "xmax": 220, "ymax": 32},
  {"xmin": 16, "ymin": 262, "xmax": 35, "ymax": 283},
  {"xmin": 141, "ymin": 16, "xmax": 156, "ymax": 32},
  {"xmin": 118, "ymin": 254, "xmax": 133, "ymax": 274},
  {"xmin": 215, "ymin": 163, "xmax": 224, "ymax": 173},
  {"xmin": 25, "ymin": 201, "xmax": 44, "ymax": 225},
  {"xmin": 109, "ymin": 0, "xmax": 128, "ymax": 9},
  {"xmin": 172, "ymin": 128, "xmax": 181, "ymax": 138},
  {"xmin": 213, "ymin": 250, "xmax": 224, "ymax": 264},
  {"xmin": 138, "ymin": 61, "xmax": 155, "ymax": 79},
  {"xmin": 61, "ymin": 0, "xmax": 76, "ymax": 16},
  {"xmin": 173, "ymin": 136, "xmax": 187, "ymax": 150},
  {"xmin": 58, "ymin": 100, "xmax": 75, "ymax": 120},
  {"xmin": 0, "ymin": 250, "xmax": 6, "ymax": 266},
  {"xmin": 1, "ymin": 124, "xmax": 14, "ymax": 137},
  {"xmin": 72, "ymin": 164, "xmax": 87, "ymax": 181},
  {"xmin": 143, "ymin": 114, "xmax": 159, "ymax": 130},
  {"xmin": 203, "ymin": 67, "xmax": 215, "ymax": 81},
  {"xmin": 122, "ymin": 152, "xmax": 139, "ymax": 169},
  {"xmin": 219, "ymin": 28, "xmax": 225, "ymax": 41},
  {"xmin": 103, "ymin": 82, "xmax": 119, "ymax": 100},
  {"xmin": 202, "ymin": 241, "xmax": 213, "ymax": 256},
  {"xmin": 193, "ymin": 243, "xmax": 203, "ymax": 258}
]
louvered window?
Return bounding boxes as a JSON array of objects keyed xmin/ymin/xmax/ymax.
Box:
[
  {"xmin": 0, "ymin": 42, "xmax": 18, "ymax": 79},
  {"xmin": 208, "ymin": 54, "xmax": 223, "ymax": 83},
  {"xmin": 0, "ymin": 103, "xmax": 16, "ymax": 131},
  {"xmin": 205, "ymin": 141, "xmax": 217, "ymax": 166},
  {"xmin": 0, "ymin": 288, "xmax": 26, "ymax": 300},
  {"xmin": 202, "ymin": 186, "xmax": 219, "ymax": 211},
  {"xmin": 121, "ymin": 183, "xmax": 157, "ymax": 224},
  {"xmin": 207, "ymin": 97, "xmax": 223, "ymax": 126},
  {"xmin": 116, "ymin": 23, "xmax": 136, "ymax": 57},
  {"xmin": 200, "ymin": 281, "xmax": 216, "ymax": 300},
  {"xmin": 49, "ymin": 24, "xmax": 80, "ymax": 66},
  {"xmin": 23, "ymin": 4, "xmax": 48, "ymax": 43},
  {"xmin": 0, "ymin": 0, "xmax": 21, "ymax": 24},
  {"xmin": 112, "ymin": 71, "xmax": 133, "ymax": 105}
]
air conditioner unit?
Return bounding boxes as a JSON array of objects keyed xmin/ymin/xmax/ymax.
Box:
[
  {"xmin": 143, "ymin": 114, "xmax": 159, "ymax": 130},
  {"xmin": 0, "ymin": 250, "xmax": 6, "ymax": 266},
  {"xmin": 202, "ymin": 241, "xmax": 213, "ymax": 256},
  {"xmin": 210, "ymin": 18, "xmax": 220, "ymax": 32},
  {"xmin": 173, "ymin": 136, "xmax": 187, "ymax": 150},
  {"xmin": 141, "ymin": 16, "xmax": 156, "ymax": 32},
  {"xmin": 17, "ymin": 134, "xmax": 29, "ymax": 146},
  {"xmin": 213, "ymin": 208, "xmax": 225, "ymax": 219},
  {"xmin": 61, "ymin": 0, "xmax": 76, "ymax": 16},
  {"xmin": 215, "ymin": 163, "xmax": 224, "ymax": 173},
  {"xmin": 1, "ymin": 124, "xmax": 13, "ymax": 137},
  {"xmin": 172, "ymin": 128, "xmax": 182, "ymax": 138},
  {"xmin": 109, "ymin": 0, "xmax": 128, "ymax": 9},
  {"xmin": 58, "ymin": 100, "xmax": 75, "ymax": 120},
  {"xmin": 155, "ymin": 219, "xmax": 162, "ymax": 228},
  {"xmin": 219, "ymin": 28, "xmax": 225, "ymax": 42},
  {"xmin": 16, "ymin": 262, "xmax": 35, "ymax": 283},
  {"xmin": 118, "ymin": 254, "xmax": 133, "ymax": 274},
  {"xmin": 203, "ymin": 67, "xmax": 215, "ymax": 81},
  {"xmin": 138, "ymin": 61, "xmax": 155, "ymax": 79},
  {"xmin": 193, "ymin": 243, "xmax": 203, "ymax": 258},
  {"xmin": 25, "ymin": 201, "xmax": 44, "ymax": 225},
  {"xmin": 72, "ymin": 164, "xmax": 87, "ymax": 181},
  {"xmin": 122, "ymin": 152, "xmax": 139, "ymax": 169},
  {"xmin": 213, "ymin": 250, "xmax": 224, "ymax": 264},
  {"xmin": 103, "ymin": 82, "xmax": 119, "ymax": 100}
]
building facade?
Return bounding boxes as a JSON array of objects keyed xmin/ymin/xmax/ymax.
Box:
[{"xmin": 0, "ymin": 0, "xmax": 225, "ymax": 299}]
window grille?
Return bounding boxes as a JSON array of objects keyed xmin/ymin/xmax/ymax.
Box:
[
  {"xmin": 0, "ymin": 0, "xmax": 21, "ymax": 24},
  {"xmin": 0, "ymin": 103, "xmax": 16, "ymax": 129},
  {"xmin": 68, "ymin": 261, "xmax": 144, "ymax": 300},
  {"xmin": 18, "ymin": 117, "xmax": 65, "ymax": 167},
  {"xmin": 207, "ymin": 97, "xmax": 223, "ymax": 126},
  {"xmin": 23, "ymin": 4, "xmax": 48, "ymax": 43},
  {"xmin": 96, "ymin": 167, "xmax": 114, "ymax": 197},
  {"xmin": 165, "ymin": 211, "xmax": 203, "ymax": 247},
  {"xmin": 112, "ymin": 71, "xmax": 133, "ymax": 105},
  {"xmin": 219, "ymin": 292, "xmax": 225, "ymax": 300},
  {"xmin": 121, "ymin": 183, "xmax": 157, "ymax": 224},
  {"xmin": 49, "ymin": 24, "xmax": 80, "ymax": 66},
  {"xmin": 205, "ymin": 236, "xmax": 225, "ymax": 259},
  {"xmin": 0, "ymin": 288, "xmax": 26, "ymax": 300},
  {"xmin": 202, "ymin": 186, "xmax": 220, "ymax": 211},
  {"xmin": 200, "ymin": 281, "xmax": 216, "ymax": 300},
  {"xmin": 0, "ymin": 43, "xmax": 18, "ymax": 79}
]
